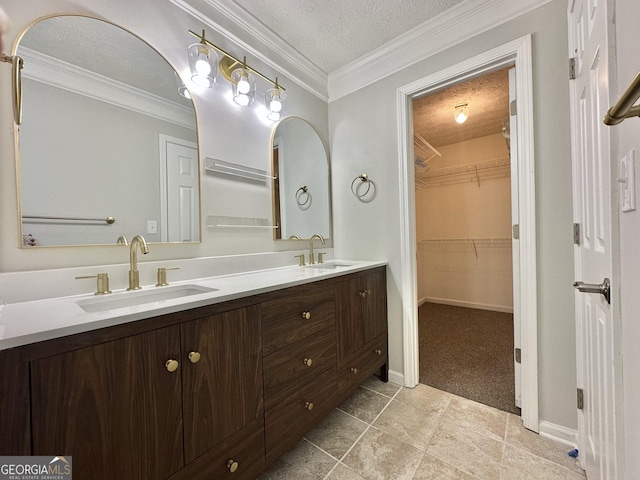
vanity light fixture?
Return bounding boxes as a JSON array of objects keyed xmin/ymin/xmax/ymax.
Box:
[
  {"xmin": 175, "ymin": 73, "xmax": 191, "ymax": 99},
  {"xmin": 187, "ymin": 30, "xmax": 217, "ymax": 88},
  {"xmin": 265, "ymin": 78, "xmax": 286, "ymax": 121},
  {"xmin": 454, "ymin": 102, "xmax": 469, "ymax": 124},
  {"xmin": 187, "ymin": 29, "xmax": 286, "ymax": 118},
  {"xmin": 230, "ymin": 57, "xmax": 256, "ymax": 106}
]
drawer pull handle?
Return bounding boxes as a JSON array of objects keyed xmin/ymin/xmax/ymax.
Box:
[
  {"xmin": 188, "ymin": 351, "xmax": 201, "ymax": 364},
  {"xmin": 303, "ymin": 357, "xmax": 313, "ymax": 367},
  {"xmin": 302, "ymin": 311, "xmax": 311, "ymax": 319},
  {"xmin": 165, "ymin": 359, "xmax": 179, "ymax": 373},
  {"xmin": 375, "ymin": 349, "xmax": 382, "ymax": 356},
  {"xmin": 304, "ymin": 401, "xmax": 314, "ymax": 411},
  {"xmin": 351, "ymin": 367, "xmax": 358, "ymax": 374},
  {"xmin": 227, "ymin": 459, "xmax": 239, "ymax": 473}
]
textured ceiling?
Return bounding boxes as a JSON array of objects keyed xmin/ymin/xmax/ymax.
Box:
[
  {"xmin": 231, "ymin": 0, "xmax": 466, "ymax": 73},
  {"xmin": 413, "ymin": 67, "xmax": 511, "ymax": 149}
]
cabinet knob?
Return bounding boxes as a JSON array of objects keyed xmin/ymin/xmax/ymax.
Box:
[
  {"xmin": 301, "ymin": 311, "xmax": 311, "ymax": 320},
  {"xmin": 303, "ymin": 357, "xmax": 313, "ymax": 367},
  {"xmin": 351, "ymin": 367, "xmax": 358, "ymax": 374},
  {"xmin": 375, "ymin": 349, "xmax": 382, "ymax": 356},
  {"xmin": 188, "ymin": 351, "xmax": 201, "ymax": 364},
  {"xmin": 226, "ymin": 459, "xmax": 239, "ymax": 473},
  {"xmin": 359, "ymin": 290, "xmax": 371, "ymax": 298},
  {"xmin": 304, "ymin": 401, "xmax": 314, "ymax": 411},
  {"xmin": 165, "ymin": 359, "xmax": 179, "ymax": 372}
]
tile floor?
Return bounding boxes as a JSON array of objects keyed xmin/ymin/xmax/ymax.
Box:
[{"xmin": 259, "ymin": 378, "xmax": 586, "ymax": 480}]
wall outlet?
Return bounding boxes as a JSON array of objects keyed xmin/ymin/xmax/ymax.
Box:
[
  {"xmin": 619, "ymin": 150, "xmax": 636, "ymax": 213},
  {"xmin": 147, "ymin": 220, "xmax": 158, "ymax": 234}
]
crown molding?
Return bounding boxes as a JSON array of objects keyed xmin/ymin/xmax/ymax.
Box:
[
  {"xmin": 169, "ymin": 0, "xmax": 328, "ymax": 101},
  {"xmin": 328, "ymin": 0, "xmax": 557, "ymax": 101},
  {"xmin": 20, "ymin": 47, "xmax": 196, "ymax": 130}
]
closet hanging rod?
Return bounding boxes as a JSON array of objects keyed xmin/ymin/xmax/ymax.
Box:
[{"xmin": 603, "ymin": 70, "xmax": 640, "ymax": 125}]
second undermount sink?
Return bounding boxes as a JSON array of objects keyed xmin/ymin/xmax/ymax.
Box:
[
  {"xmin": 305, "ymin": 262, "xmax": 353, "ymax": 270},
  {"xmin": 77, "ymin": 284, "xmax": 218, "ymax": 313}
]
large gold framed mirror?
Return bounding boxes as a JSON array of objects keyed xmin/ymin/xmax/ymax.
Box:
[
  {"xmin": 271, "ymin": 117, "xmax": 331, "ymax": 240},
  {"xmin": 16, "ymin": 15, "xmax": 200, "ymax": 247}
]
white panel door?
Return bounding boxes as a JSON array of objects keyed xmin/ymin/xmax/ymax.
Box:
[
  {"xmin": 568, "ymin": 0, "xmax": 620, "ymax": 479},
  {"xmin": 166, "ymin": 141, "xmax": 199, "ymax": 242}
]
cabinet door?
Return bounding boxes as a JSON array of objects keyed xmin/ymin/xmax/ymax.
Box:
[
  {"xmin": 337, "ymin": 269, "xmax": 387, "ymax": 360},
  {"xmin": 31, "ymin": 325, "xmax": 183, "ymax": 480},
  {"xmin": 181, "ymin": 306, "xmax": 263, "ymax": 464}
]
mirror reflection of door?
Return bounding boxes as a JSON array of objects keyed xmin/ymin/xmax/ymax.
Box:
[{"xmin": 272, "ymin": 144, "xmax": 282, "ymax": 239}]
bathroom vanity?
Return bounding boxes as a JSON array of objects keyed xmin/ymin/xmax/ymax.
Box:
[{"xmin": 0, "ymin": 263, "xmax": 388, "ymax": 480}]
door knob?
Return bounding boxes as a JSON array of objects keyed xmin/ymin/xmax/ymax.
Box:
[{"xmin": 573, "ymin": 278, "xmax": 610, "ymax": 304}]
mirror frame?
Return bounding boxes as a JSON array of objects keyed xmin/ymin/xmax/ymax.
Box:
[
  {"xmin": 269, "ymin": 116, "xmax": 332, "ymax": 242},
  {"xmin": 14, "ymin": 14, "xmax": 202, "ymax": 248}
]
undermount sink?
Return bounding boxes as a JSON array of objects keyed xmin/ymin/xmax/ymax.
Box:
[
  {"xmin": 305, "ymin": 263, "xmax": 353, "ymax": 270},
  {"xmin": 77, "ymin": 284, "xmax": 218, "ymax": 313}
]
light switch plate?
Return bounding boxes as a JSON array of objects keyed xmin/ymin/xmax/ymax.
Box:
[
  {"xmin": 147, "ymin": 220, "xmax": 158, "ymax": 234},
  {"xmin": 620, "ymin": 150, "xmax": 636, "ymax": 213}
]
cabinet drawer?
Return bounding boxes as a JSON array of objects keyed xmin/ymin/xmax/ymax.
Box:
[
  {"xmin": 263, "ymin": 328, "xmax": 335, "ymax": 409},
  {"xmin": 262, "ymin": 286, "xmax": 335, "ymax": 355},
  {"xmin": 170, "ymin": 419, "xmax": 265, "ymax": 480},
  {"xmin": 338, "ymin": 333, "xmax": 387, "ymax": 397},
  {"xmin": 265, "ymin": 368, "xmax": 337, "ymax": 461}
]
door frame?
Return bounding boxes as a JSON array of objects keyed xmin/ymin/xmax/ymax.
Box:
[{"xmin": 396, "ymin": 35, "xmax": 539, "ymax": 431}]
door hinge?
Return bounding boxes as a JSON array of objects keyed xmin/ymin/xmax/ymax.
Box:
[
  {"xmin": 569, "ymin": 57, "xmax": 576, "ymax": 80},
  {"xmin": 573, "ymin": 223, "xmax": 581, "ymax": 245},
  {"xmin": 512, "ymin": 224, "xmax": 520, "ymax": 240},
  {"xmin": 510, "ymin": 99, "xmax": 517, "ymax": 116},
  {"xmin": 577, "ymin": 387, "xmax": 584, "ymax": 410},
  {"xmin": 515, "ymin": 348, "xmax": 521, "ymax": 364}
]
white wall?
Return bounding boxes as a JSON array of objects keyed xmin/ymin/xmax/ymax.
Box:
[
  {"xmin": 613, "ymin": 0, "xmax": 640, "ymax": 475},
  {"xmin": 0, "ymin": 0, "xmax": 328, "ymax": 272},
  {"xmin": 330, "ymin": 0, "xmax": 577, "ymax": 430}
]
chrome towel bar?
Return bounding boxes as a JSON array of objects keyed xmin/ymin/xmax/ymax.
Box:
[{"xmin": 603, "ymin": 70, "xmax": 640, "ymax": 125}]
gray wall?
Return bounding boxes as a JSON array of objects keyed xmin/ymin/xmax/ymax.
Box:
[{"xmin": 329, "ymin": 0, "xmax": 577, "ymax": 429}]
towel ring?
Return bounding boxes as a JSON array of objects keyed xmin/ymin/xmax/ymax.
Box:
[
  {"xmin": 351, "ymin": 173, "xmax": 372, "ymax": 198},
  {"xmin": 295, "ymin": 186, "xmax": 310, "ymax": 206}
]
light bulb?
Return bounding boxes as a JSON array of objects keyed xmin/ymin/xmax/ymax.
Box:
[
  {"xmin": 235, "ymin": 94, "xmax": 250, "ymax": 106},
  {"xmin": 195, "ymin": 57, "xmax": 212, "ymax": 76},
  {"xmin": 270, "ymin": 98, "xmax": 282, "ymax": 113},
  {"xmin": 237, "ymin": 77, "xmax": 251, "ymax": 94},
  {"xmin": 454, "ymin": 103, "xmax": 469, "ymax": 124}
]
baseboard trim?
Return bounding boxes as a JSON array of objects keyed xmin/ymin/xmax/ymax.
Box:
[
  {"xmin": 388, "ymin": 369, "xmax": 405, "ymax": 388},
  {"xmin": 538, "ymin": 420, "xmax": 578, "ymax": 448},
  {"xmin": 419, "ymin": 296, "xmax": 514, "ymax": 314}
]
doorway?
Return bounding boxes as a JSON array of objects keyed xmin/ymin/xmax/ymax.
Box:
[
  {"xmin": 412, "ymin": 67, "xmax": 518, "ymax": 414},
  {"xmin": 396, "ymin": 35, "xmax": 539, "ymax": 431}
]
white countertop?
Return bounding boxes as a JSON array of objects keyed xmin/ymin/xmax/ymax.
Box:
[{"xmin": 0, "ymin": 260, "xmax": 386, "ymax": 351}]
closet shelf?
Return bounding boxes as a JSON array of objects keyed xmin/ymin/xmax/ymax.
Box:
[{"xmin": 416, "ymin": 156, "xmax": 510, "ymax": 187}]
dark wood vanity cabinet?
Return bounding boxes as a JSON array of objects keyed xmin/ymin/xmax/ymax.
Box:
[
  {"xmin": 30, "ymin": 325, "xmax": 184, "ymax": 480},
  {"xmin": 336, "ymin": 268, "xmax": 389, "ymax": 400},
  {"xmin": 1, "ymin": 266, "xmax": 388, "ymax": 480}
]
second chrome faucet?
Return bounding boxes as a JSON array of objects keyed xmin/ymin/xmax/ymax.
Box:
[{"xmin": 128, "ymin": 234, "xmax": 149, "ymax": 290}]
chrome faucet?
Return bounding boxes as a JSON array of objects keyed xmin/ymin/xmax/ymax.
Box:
[
  {"xmin": 128, "ymin": 234, "xmax": 149, "ymax": 290},
  {"xmin": 308, "ymin": 234, "xmax": 325, "ymax": 264}
]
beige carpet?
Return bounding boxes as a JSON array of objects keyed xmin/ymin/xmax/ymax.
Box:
[{"xmin": 418, "ymin": 302, "xmax": 520, "ymax": 415}]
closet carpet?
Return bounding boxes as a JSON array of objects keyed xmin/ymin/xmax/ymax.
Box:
[{"xmin": 418, "ymin": 302, "xmax": 521, "ymax": 415}]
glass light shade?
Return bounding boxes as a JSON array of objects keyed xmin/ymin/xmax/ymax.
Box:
[
  {"xmin": 454, "ymin": 103, "xmax": 469, "ymax": 124},
  {"xmin": 175, "ymin": 73, "xmax": 191, "ymax": 99},
  {"xmin": 188, "ymin": 42, "xmax": 217, "ymax": 88},
  {"xmin": 265, "ymin": 87, "xmax": 287, "ymax": 121},
  {"xmin": 231, "ymin": 67, "xmax": 256, "ymax": 106}
]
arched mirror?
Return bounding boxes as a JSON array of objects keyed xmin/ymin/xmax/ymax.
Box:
[
  {"xmin": 16, "ymin": 16, "xmax": 199, "ymax": 247},
  {"xmin": 271, "ymin": 117, "xmax": 331, "ymax": 240}
]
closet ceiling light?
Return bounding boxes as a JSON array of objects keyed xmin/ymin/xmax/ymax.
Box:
[{"xmin": 454, "ymin": 103, "xmax": 469, "ymax": 124}]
